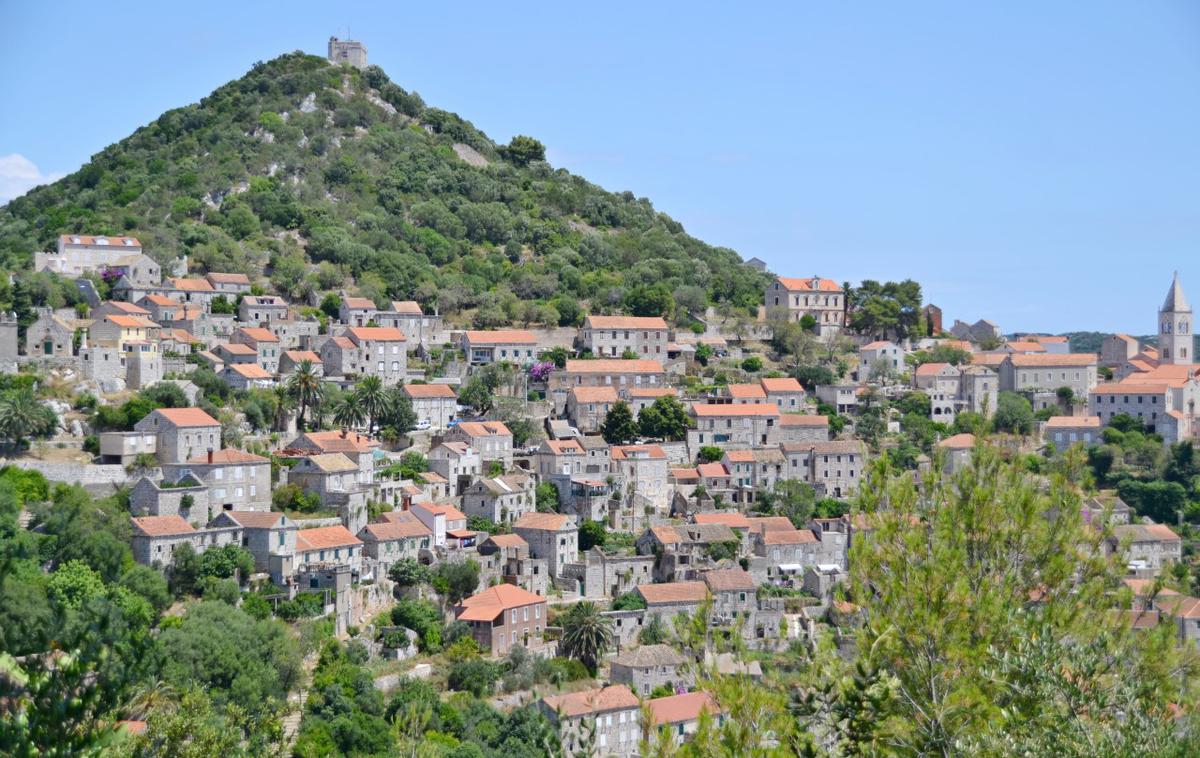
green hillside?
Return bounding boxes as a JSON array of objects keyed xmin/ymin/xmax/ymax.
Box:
[{"xmin": 0, "ymin": 52, "xmax": 768, "ymax": 325}]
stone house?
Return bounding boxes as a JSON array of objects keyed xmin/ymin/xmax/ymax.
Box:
[
  {"xmin": 338, "ymin": 296, "xmax": 377, "ymax": 327},
  {"xmin": 456, "ymin": 584, "xmax": 548, "ymax": 657},
  {"xmin": 24, "ymin": 309, "xmax": 79, "ymax": 356},
  {"xmin": 610, "ymin": 444, "xmax": 670, "ymax": 515},
  {"xmin": 998, "ymin": 353, "xmax": 1098, "ymax": 397},
  {"xmin": 344, "ymin": 326, "xmax": 407, "ymax": 385},
  {"xmin": 476, "ymin": 533, "xmax": 550, "ymax": 597},
  {"xmin": 937, "ymin": 433, "xmax": 977, "ymax": 474},
  {"xmin": 129, "ymin": 473, "xmax": 211, "ymax": 527},
  {"xmin": 775, "ymin": 413, "xmax": 831, "ymax": 444},
  {"xmin": 409, "ymin": 502, "xmax": 469, "ymax": 548},
  {"xmin": 703, "ymin": 567, "xmax": 757, "ymax": 626},
  {"xmin": 294, "ymin": 525, "xmax": 363, "ymax": 576},
  {"xmin": 688, "ymin": 403, "xmax": 780, "ymax": 451},
  {"xmin": 780, "ymin": 440, "xmax": 867, "ymax": 498},
  {"xmin": 444, "ymin": 421, "xmax": 513, "ymax": 467},
  {"xmin": 637, "ymin": 523, "xmax": 740, "ymax": 583},
  {"xmin": 279, "ymin": 350, "xmax": 324, "ymax": 377},
  {"xmin": 319, "ymin": 335, "xmax": 355, "ymax": 377},
  {"xmin": 130, "ymin": 515, "xmax": 241, "ymax": 568},
  {"xmin": 231, "ymin": 326, "xmax": 281, "ymax": 373},
  {"xmin": 580, "ymin": 435, "xmax": 611, "ymax": 477},
  {"xmin": 36, "ymin": 234, "xmax": 143, "ymax": 278},
  {"xmin": 647, "ymin": 692, "xmax": 724, "ymax": 747},
  {"xmin": 205, "ymin": 272, "xmax": 252, "ymax": 294},
  {"xmin": 461, "ymin": 329, "xmax": 538, "ymax": 365},
  {"xmin": 560, "ymin": 548, "xmax": 655, "ymax": 599},
  {"xmin": 628, "ymin": 386, "xmax": 678, "ymax": 414},
  {"xmin": 285, "ymin": 430, "xmax": 380, "ymax": 489},
  {"xmin": 238, "ymin": 295, "xmax": 289, "ymax": 324},
  {"xmin": 753, "ymin": 528, "xmax": 827, "ymax": 580},
  {"xmin": 760, "ymin": 377, "xmax": 806, "ymax": 411},
  {"xmin": 214, "ymin": 341, "xmax": 258, "ymax": 366},
  {"xmin": 427, "ymin": 442, "xmax": 482, "ymax": 496},
  {"xmin": 566, "ymin": 386, "xmax": 619, "ymax": 434},
  {"xmin": 513, "ymin": 512, "xmax": 578, "ymax": 579},
  {"xmin": 222, "ymin": 363, "xmax": 274, "ymax": 389},
  {"xmin": 1101, "ymin": 334, "xmax": 1141, "ymax": 368},
  {"xmin": 462, "ymin": 472, "xmax": 536, "ymax": 525},
  {"xmin": 1043, "ymin": 415, "xmax": 1103, "ymax": 450},
  {"xmin": 166, "ymin": 277, "xmax": 219, "ymax": 308},
  {"xmin": 265, "ymin": 317, "xmax": 320, "ymax": 351},
  {"xmin": 637, "ymin": 580, "xmax": 710, "ymax": 622},
  {"xmin": 211, "ymin": 511, "xmax": 298, "ymax": 584},
  {"xmin": 358, "ymin": 518, "xmax": 433, "ymax": 577},
  {"xmin": 859, "ymin": 340, "xmax": 904, "ymax": 378},
  {"xmin": 1108, "ymin": 523, "xmax": 1182, "ymax": 576},
  {"xmin": 722, "ymin": 383, "xmax": 767, "ymax": 404},
  {"xmin": 765, "ymin": 275, "xmax": 845, "ymax": 335},
  {"xmin": 610, "ymin": 644, "xmax": 691, "ymax": 696},
  {"xmin": 287, "ymin": 453, "xmax": 369, "ymax": 533},
  {"xmin": 162, "ymin": 447, "xmax": 271, "ymax": 513},
  {"xmin": 402, "ymin": 383, "xmax": 457, "ymax": 429},
  {"xmin": 89, "ymin": 314, "xmax": 159, "ymax": 349},
  {"xmin": 551, "ymin": 359, "xmax": 666, "ymax": 413},
  {"xmin": 134, "ymin": 407, "xmax": 221, "ymax": 465},
  {"xmin": 578, "ymin": 315, "xmax": 669, "ymax": 359},
  {"xmin": 539, "ymin": 685, "xmax": 641, "ymax": 758},
  {"xmin": 136, "ymin": 294, "xmax": 182, "ymax": 323},
  {"xmin": 374, "ymin": 300, "xmax": 442, "ymax": 347},
  {"xmin": 814, "ymin": 383, "xmax": 859, "ymax": 415},
  {"xmin": 723, "ymin": 448, "xmax": 785, "ymax": 502},
  {"xmin": 536, "ymin": 437, "xmax": 586, "ymax": 480}
]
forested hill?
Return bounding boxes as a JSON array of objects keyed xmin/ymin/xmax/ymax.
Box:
[{"xmin": 0, "ymin": 52, "xmax": 768, "ymax": 324}]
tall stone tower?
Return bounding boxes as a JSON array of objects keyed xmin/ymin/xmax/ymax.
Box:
[
  {"xmin": 327, "ymin": 37, "xmax": 368, "ymax": 70},
  {"xmin": 1159, "ymin": 272, "xmax": 1192, "ymax": 365}
]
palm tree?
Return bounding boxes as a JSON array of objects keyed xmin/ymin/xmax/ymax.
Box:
[
  {"xmin": 271, "ymin": 385, "xmax": 295, "ymax": 433},
  {"xmin": 0, "ymin": 389, "xmax": 57, "ymax": 450},
  {"xmin": 124, "ymin": 680, "xmax": 179, "ymax": 720},
  {"xmin": 331, "ymin": 394, "xmax": 366, "ymax": 430},
  {"xmin": 558, "ymin": 600, "xmax": 614, "ymax": 674},
  {"xmin": 354, "ymin": 375, "xmax": 386, "ymax": 432},
  {"xmin": 286, "ymin": 360, "xmax": 323, "ymax": 431}
]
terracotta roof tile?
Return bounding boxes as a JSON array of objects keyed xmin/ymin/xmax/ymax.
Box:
[
  {"xmin": 403, "ymin": 383, "xmax": 457, "ymax": 398},
  {"xmin": 185, "ymin": 448, "xmax": 268, "ymax": 464},
  {"xmin": 347, "ymin": 326, "xmax": 405, "ymax": 342},
  {"xmin": 584, "ymin": 315, "xmax": 668, "ymax": 329},
  {"xmin": 514, "ymin": 512, "xmax": 572, "ymax": 531},
  {"xmin": 295, "ymin": 525, "xmax": 362, "ymax": 552},
  {"xmin": 464, "ymin": 329, "xmax": 537, "ymax": 344},
  {"xmin": 564, "ymin": 359, "xmax": 664, "ymax": 373},
  {"xmin": 638, "ymin": 581, "xmax": 709, "ymax": 605},
  {"xmin": 648, "ymin": 691, "xmax": 722, "ymax": 725},
  {"xmin": 775, "ymin": 276, "xmax": 841, "ymax": 292},
  {"xmin": 457, "ymin": 584, "xmax": 545, "ymax": 621},
  {"xmin": 703, "ymin": 568, "xmax": 755, "ymax": 592},
  {"xmin": 131, "ymin": 515, "xmax": 195, "ymax": 537},
  {"xmin": 542, "ymin": 685, "xmax": 639, "ymax": 718},
  {"xmin": 152, "ymin": 407, "xmax": 220, "ymax": 427},
  {"xmin": 692, "ymin": 402, "xmax": 780, "ymax": 417}
]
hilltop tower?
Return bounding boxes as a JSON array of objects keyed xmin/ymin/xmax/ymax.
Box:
[
  {"xmin": 1158, "ymin": 272, "xmax": 1192, "ymax": 365},
  {"xmin": 327, "ymin": 37, "xmax": 368, "ymax": 70}
]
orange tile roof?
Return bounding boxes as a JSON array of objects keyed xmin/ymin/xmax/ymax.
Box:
[
  {"xmin": 142, "ymin": 294, "xmax": 180, "ymax": 307},
  {"xmin": 775, "ymin": 276, "xmax": 841, "ymax": 292},
  {"xmin": 1007, "ymin": 353, "xmax": 1096, "ymax": 367},
  {"xmin": 543, "ymin": 439, "xmax": 585, "ymax": 455},
  {"xmin": 915, "ymin": 362, "xmax": 954, "ymax": 377},
  {"xmin": 670, "ymin": 467, "xmax": 700, "ymax": 481},
  {"xmin": 564, "ymin": 359, "xmax": 664, "ymax": 374},
  {"xmin": 746, "ymin": 516, "xmax": 795, "ymax": 534},
  {"xmin": 694, "ymin": 512, "xmax": 751, "ymax": 529},
  {"xmin": 218, "ymin": 342, "xmax": 256, "ymax": 355},
  {"xmin": 455, "ymin": 421, "xmax": 512, "ymax": 438},
  {"xmin": 283, "ymin": 350, "xmax": 321, "ymax": 363},
  {"xmin": 611, "ymin": 444, "xmax": 667, "ymax": 460},
  {"xmin": 1044, "ymin": 416, "xmax": 1101, "ymax": 428},
  {"xmin": 154, "ymin": 407, "xmax": 220, "ymax": 427},
  {"xmin": 484, "ymin": 533, "xmax": 528, "ymax": 549},
  {"xmin": 169, "ymin": 277, "xmax": 216, "ymax": 292},
  {"xmin": 294, "ymin": 430, "xmax": 380, "ymax": 454},
  {"xmin": 1155, "ymin": 595, "xmax": 1200, "ymax": 620},
  {"xmin": 648, "ymin": 691, "xmax": 722, "ymax": 725},
  {"xmin": 703, "ymin": 568, "xmax": 755, "ymax": 592},
  {"xmin": 692, "ymin": 402, "xmax": 780, "ymax": 417},
  {"xmin": 185, "ymin": 448, "xmax": 268, "ymax": 464},
  {"xmin": 760, "ymin": 377, "xmax": 804, "ymax": 393},
  {"xmin": 105, "ymin": 314, "xmax": 156, "ymax": 328},
  {"xmin": 205, "ymin": 272, "xmax": 251, "ymax": 284},
  {"xmin": 131, "ymin": 515, "xmax": 195, "ymax": 537},
  {"xmin": 514, "ymin": 512, "xmax": 572, "ymax": 531},
  {"xmin": 696, "ymin": 462, "xmax": 729, "ymax": 478},
  {"xmin": 1092, "ymin": 382, "xmax": 1170, "ymax": 395},
  {"xmin": 403, "ymin": 383, "xmax": 457, "ymax": 398},
  {"xmin": 724, "ymin": 449, "xmax": 756, "ymax": 462},
  {"xmin": 376, "ymin": 510, "xmax": 424, "ymax": 525},
  {"xmin": 220, "ymin": 511, "xmax": 285, "ymax": 528},
  {"xmin": 103, "ymin": 301, "xmax": 151, "ymax": 314},
  {"xmin": 971, "ymin": 352, "xmax": 1008, "ymax": 367},
  {"xmin": 347, "ymin": 326, "xmax": 405, "ymax": 342},
  {"xmin": 1003, "ymin": 341, "xmax": 1047, "ymax": 353},
  {"xmin": 938, "ymin": 432, "xmax": 976, "ymax": 450},
  {"xmin": 464, "ymin": 329, "xmax": 536, "ymax": 344},
  {"xmin": 457, "ymin": 584, "xmax": 545, "ymax": 621},
  {"xmin": 726, "ymin": 383, "xmax": 767, "ymax": 399},
  {"xmin": 542, "ymin": 685, "xmax": 639, "ymax": 718},
  {"xmin": 761, "ymin": 528, "xmax": 818, "ymax": 545},
  {"xmin": 569, "ymin": 386, "xmax": 620, "ymax": 403},
  {"xmin": 235, "ymin": 326, "xmax": 279, "ymax": 343},
  {"xmin": 390, "ymin": 300, "xmax": 423, "ymax": 314},
  {"xmin": 584, "ymin": 315, "xmax": 669, "ymax": 329},
  {"xmin": 295, "ymin": 525, "xmax": 362, "ymax": 552},
  {"xmin": 227, "ymin": 364, "xmax": 271, "ymax": 379},
  {"xmin": 780, "ymin": 414, "xmax": 828, "ymax": 427},
  {"xmin": 342, "ymin": 296, "xmax": 376, "ymax": 309},
  {"xmin": 1031, "ymin": 335, "xmax": 1069, "ymax": 344},
  {"xmin": 360, "ymin": 519, "xmax": 432, "ymax": 541},
  {"xmin": 628, "ymin": 387, "xmax": 676, "ymax": 398},
  {"xmin": 418, "ymin": 502, "xmax": 468, "ymax": 521},
  {"xmin": 638, "ymin": 581, "xmax": 709, "ymax": 605}
]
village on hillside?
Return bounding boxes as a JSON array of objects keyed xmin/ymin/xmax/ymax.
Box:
[{"xmin": 3, "ymin": 222, "xmax": 1197, "ymax": 753}]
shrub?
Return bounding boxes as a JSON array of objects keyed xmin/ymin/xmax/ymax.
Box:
[{"xmin": 447, "ymin": 658, "xmax": 500, "ymax": 696}]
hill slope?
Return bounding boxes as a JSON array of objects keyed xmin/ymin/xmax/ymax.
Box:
[{"xmin": 0, "ymin": 52, "xmax": 767, "ymax": 325}]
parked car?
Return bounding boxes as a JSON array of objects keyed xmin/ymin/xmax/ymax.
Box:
[{"xmin": 415, "ymin": 419, "xmax": 432, "ymax": 431}]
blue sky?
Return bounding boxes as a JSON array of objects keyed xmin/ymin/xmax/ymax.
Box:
[{"xmin": 2, "ymin": 1, "xmax": 1198, "ymax": 334}]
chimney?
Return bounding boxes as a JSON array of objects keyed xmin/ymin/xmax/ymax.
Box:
[
  {"xmin": 340, "ymin": 428, "xmax": 347, "ymax": 439},
  {"xmin": 207, "ymin": 448, "xmax": 214, "ymax": 463}
]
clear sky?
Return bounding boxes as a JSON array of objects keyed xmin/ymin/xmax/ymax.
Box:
[{"xmin": 2, "ymin": 1, "xmax": 1198, "ymax": 334}]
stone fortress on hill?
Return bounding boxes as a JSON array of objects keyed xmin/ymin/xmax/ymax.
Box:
[{"xmin": 327, "ymin": 36, "xmax": 367, "ymax": 70}]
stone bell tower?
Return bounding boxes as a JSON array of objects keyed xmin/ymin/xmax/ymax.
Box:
[{"xmin": 1158, "ymin": 272, "xmax": 1192, "ymax": 365}]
